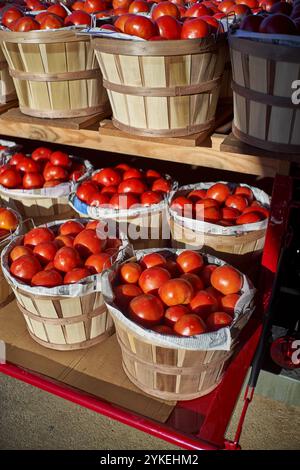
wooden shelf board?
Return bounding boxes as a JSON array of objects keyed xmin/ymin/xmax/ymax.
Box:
[
  {"xmin": 0, "ymin": 100, "xmax": 18, "ymax": 115},
  {"xmin": 0, "ymin": 107, "xmax": 292, "ymax": 177}
]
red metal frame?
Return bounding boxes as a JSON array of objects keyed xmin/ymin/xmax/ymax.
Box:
[{"xmin": 0, "ymin": 175, "xmax": 293, "ymax": 450}]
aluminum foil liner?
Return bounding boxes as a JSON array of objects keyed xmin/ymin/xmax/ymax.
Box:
[
  {"xmin": 169, "ymin": 181, "xmax": 270, "ymax": 236},
  {"xmin": 1, "ymin": 218, "xmax": 128, "ymax": 298},
  {"xmin": 0, "ymin": 154, "xmax": 94, "ymax": 199},
  {"xmin": 102, "ymin": 247, "xmax": 256, "ymax": 351}
]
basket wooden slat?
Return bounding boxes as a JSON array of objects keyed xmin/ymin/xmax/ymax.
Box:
[
  {"xmin": 0, "ymin": 30, "xmax": 110, "ymax": 119},
  {"xmin": 0, "ymin": 47, "xmax": 16, "ymax": 104},
  {"xmin": 229, "ymin": 35, "xmax": 300, "ymax": 153},
  {"xmin": 93, "ymin": 37, "xmax": 226, "ymax": 137}
]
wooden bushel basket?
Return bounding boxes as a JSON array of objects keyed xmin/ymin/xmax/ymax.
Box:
[
  {"xmin": 0, "ymin": 47, "xmax": 16, "ymax": 104},
  {"xmin": 103, "ymin": 249, "xmax": 255, "ymax": 401},
  {"xmin": 0, "ymin": 30, "xmax": 110, "ymax": 119},
  {"xmin": 92, "ymin": 36, "xmax": 226, "ymax": 137},
  {"xmin": 219, "ymin": 44, "xmax": 233, "ymax": 106},
  {"xmin": 1, "ymin": 218, "xmax": 118, "ymax": 351},
  {"xmin": 229, "ymin": 33, "xmax": 300, "ymax": 153}
]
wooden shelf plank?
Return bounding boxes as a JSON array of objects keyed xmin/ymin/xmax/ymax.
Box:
[{"xmin": 0, "ymin": 108, "xmax": 292, "ymax": 177}]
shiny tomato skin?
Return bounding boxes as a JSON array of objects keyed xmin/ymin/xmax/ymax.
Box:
[
  {"xmin": 33, "ymin": 241, "xmax": 58, "ymax": 265},
  {"xmin": 207, "ymin": 183, "xmax": 230, "ymax": 204},
  {"xmin": 129, "ymin": 0, "xmax": 150, "ymax": 13},
  {"xmin": 242, "ymin": 204, "xmax": 269, "ymax": 219},
  {"xmin": 40, "ymin": 14, "xmax": 64, "ymax": 30},
  {"xmin": 64, "ymin": 11, "xmax": 91, "ymax": 26},
  {"xmin": 12, "ymin": 17, "xmax": 40, "ymax": 32},
  {"xmin": 221, "ymin": 207, "xmax": 240, "ymax": 222},
  {"xmin": 76, "ymin": 181, "xmax": 99, "ymax": 203},
  {"xmin": 24, "ymin": 227, "xmax": 55, "ymax": 248},
  {"xmin": 64, "ymin": 268, "xmax": 91, "ymax": 284},
  {"xmin": 220, "ymin": 293, "xmax": 240, "ymax": 316},
  {"xmin": 189, "ymin": 289, "xmax": 218, "ymax": 318},
  {"xmin": 114, "ymin": 283, "xmax": 143, "ymax": 310},
  {"xmin": 10, "ymin": 254, "xmax": 42, "ymax": 283},
  {"xmin": 138, "ymin": 266, "xmax": 171, "ymax": 294},
  {"xmin": 43, "ymin": 163, "xmax": 69, "ymax": 182},
  {"xmin": 174, "ymin": 313, "xmax": 206, "ymax": 336},
  {"xmin": 140, "ymin": 191, "xmax": 163, "ymax": 206},
  {"xmin": 50, "ymin": 151, "xmax": 71, "ymax": 169},
  {"xmin": 152, "ymin": 324, "xmax": 174, "ymax": 335},
  {"xmin": 54, "ymin": 235, "xmax": 74, "ymax": 248},
  {"xmin": 113, "ymin": 0, "xmax": 132, "ymax": 8},
  {"xmin": 201, "ymin": 15, "xmax": 223, "ymax": 33},
  {"xmin": 156, "ymin": 15, "xmax": 182, "ymax": 39},
  {"xmin": 16, "ymin": 158, "xmax": 39, "ymax": 173},
  {"xmin": 124, "ymin": 16, "xmax": 158, "ymax": 40},
  {"xmin": 9, "ymin": 153, "xmax": 26, "ymax": 166},
  {"xmin": 23, "ymin": 172, "xmax": 44, "ymax": 189},
  {"xmin": 0, "ymin": 208, "xmax": 18, "ymax": 231},
  {"xmin": 211, "ymin": 265, "xmax": 242, "ymax": 295},
  {"xmin": 118, "ymin": 178, "xmax": 147, "ymax": 196},
  {"xmin": 85, "ymin": 253, "xmax": 112, "ymax": 274},
  {"xmin": 31, "ymin": 147, "xmax": 52, "ymax": 162},
  {"xmin": 73, "ymin": 229, "xmax": 106, "ymax": 258},
  {"xmin": 180, "ymin": 273, "xmax": 204, "ymax": 291},
  {"xmin": 0, "ymin": 168, "xmax": 22, "ymax": 188},
  {"xmin": 225, "ymin": 195, "xmax": 248, "ymax": 212},
  {"xmin": 101, "ymin": 185, "xmax": 118, "ymax": 196},
  {"xmin": 84, "ymin": 0, "xmax": 108, "ymax": 13},
  {"xmin": 152, "ymin": 1, "xmax": 180, "ymax": 21},
  {"xmin": 59, "ymin": 220, "xmax": 85, "ymax": 237},
  {"xmin": 234, "ymin": 186, "xmax": 254, "ymax": 203},
  {"xmin": 43, "ymin": 180, "xmax": 64, "ymax": 188},
  {"xmin": 176, "ymin": 250, "xmax": 204, "ymax": 274},
  {"xmin": 47, "ymin": 4, "xmax": 68, "ymax": 18},
  {"xmin": 53, "ymin": 246, "xmax": 82, "ymax": 273},
  {"xmin": 158, "ymin": 278, "xmax": 194, "ymax": 306},
  {"xmin": 236, "ymin": 212, "xmax": 262, "ymax": 225},
  {"xmin": 129, "ymin": 293, "xmax": 165, "ymax": 327},
  {"xmin": 123, "ymin": 168, "xmax": 143, "ymax": 180},
  {"xmin": 115, "ymin": 163, "xmax": 132, "ymax": 172},
  {"xmin": 9, "ymin": 245, "xmax": 33, "ymax": 263},
  {"xmin": 218, "ymin": 0, "xmax": 235, "ymax": 13},
  {"xmin": 145, "ymin": 169, "xmax": 161, "ymax": 180},
  {"xmin": 88, "ymin": 192, "xmax": 110, "ymax": 207},
  {"xmin": 164, "ymin": 304, "xmax": 190, "ymax": 327},
  {"xmin": 151, "ymin": 178, "xmax": 171, "ymax": 194},
  {"xmin": 120, "ymin": 262, "xmax": 142, "ymax": 284},
  {"xmin": 140, "ymin": 252, "xmax": 166, "ymax": 269},
  {"xmin": 170, "ymin": 196, "xmax": 192, "ymax": 217},
  {"xmin": 114, "ymin": 13, "xmax": 135, "ymax": 32},
  {"xmin": 109, "ymin": 193, "xmax": 139, "ymax": 209},
  {"xmin": 181, "ymin": 18, "xmax": 210, "ymax": 39},
  {"xmin": 206, "ymin": 311, "xmax": 232, "ymax": 331},
  {"xmin": 31, "ymin": 269, "xmax": 63, "ymax": 287},
  {"xmin": 187, "ymin": 189, "xmax": 206, "ymax": 202},
  {"xmin": 2, "ymin": 7, "xmax": 23, "ymax": 29},
  {"xmin": 185, "ymin": 4, "xmax": 210, "ymax": 17},
  {"xmin": 92, "ymin": 168, "xmax": 122, "ymax": 187},
  {"xmin": 201, "ymin": 264, "xmax": 217, "ymax": 287}
]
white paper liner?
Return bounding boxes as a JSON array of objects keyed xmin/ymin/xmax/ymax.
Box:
[
  {"xmin": 69, "ymin": 170, "xmax": 177, "ymax": 220},
  {"xmin": 1, "ymin": 218, "xmax": 128, "ymax": 298},
  {"xmin": 0, "ymin": 139, "xmax": 19, "ymax": 158},
  {"xmin": 0, "ymin": 154, "xmax": 94, "ymax": 199},
  {"xmin": 169, "ymin": 181, "xmax": 270, "ymax": 236},
  {"xmin": 102, "ymin": 247, "xmax": 256, "ymax": 351}
]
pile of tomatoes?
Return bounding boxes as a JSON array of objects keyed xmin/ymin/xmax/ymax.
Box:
[
  {"xmin": 0, "ymin": 147, "xmax": 86, "ymax": 190},
  {"xmin": 240, "ymin": 1, "xmax": 300, "ymax": 34},
  {"xmin": 113, "ymin": 250, "xmax": 243, "ymax": 336},
  {"xmin": 170, "ymin": 182, "xmax": 269, "ymax": 226},
  {"xmin": 0, "ymin": 207, "xmax": 19, "ymax": 239},
  {"xmin": 7, "ymin": 219, "xmax": 122, "ymax": 287},
  {"xmin": 76, "ymin": 165, "xmax": 171, "ymax": 210}
]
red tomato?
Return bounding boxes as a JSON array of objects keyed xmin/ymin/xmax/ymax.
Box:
[
  {"xmin": 72, "ymin": 1, "xmax": 85, "ymax": 10},
  {"xmin": 259, "ymin": 0, "xmax": 278, "ymax": 11},
  {"xmin": 0, "ymin": 168, "xmax": 22, "ymax": 188},
  {"xmin": 234, "ymin": 186, "xmax": 254, "ymax": 203},
  {"xmin": 85, "ymin": 220, "xmax": 99, "ymax": 230},
  {"xmin": 259, "ymin": 14, "xmax": 296, "ymax": 34},
  {"xmin": 41, "ymin": 262, "xmax": 56, "ymax": 271},
  {"xmin": 43, "ymin": 163, "xmax": 69, "ymax": 182},
  {"xmin": 101, "ymin": 185, "xmax": 118, "ymax": 196},
  {"xmin": 16, "ymin": 158, "xmax": 39, "ymax": 174},
  {"xmin": 187, "ymin": 189, "xmax": 206, "ymax": 202},
  {"xmin": 43, "ymin": 180, "xmax": 64, "ymax": 188},
  {"xmin": 225, "ymin": 195, "xmax": 248, "ymax": 212},
  {"xmin": 140, "ymin": 252, "xmax": 166, "ymax": 269},
  {"xmin": 201, "ymin": 264, "xmax": 217, "ymax": 286},
  {"xmin": 53, "ymin": 246, "xmax": 82, "ymax": 273},
  {"xmin": 206, "ymin": 285, "xmax": 223, "ymax": 309},
  {"xmin": 64, "ymin": 11, "xmax": 91, "ymax": 26},
  {"xmin": 33, "ymin": 242, "xmax": 58, "ymax": 265},
  {"xmin": 114, "ymin": 13, "xmax": 135, "ymax": 32},
  {"xmin": 10, "ymin": 255, "xmax": 42, "ymax": 283},
  {"xmin": 69, "ymin": 170, "xmax": 84, "ymax": 181},
  {"xmin": 85, "ymin": 253, "xmax": 112, "ymax": 273},
  {"xmin": 138, "ymin": 266, "xmax": 171, "ymax": 294},
  {"xmin": 218, "ymin": 0, "xmax": 236, "ymax": 13},
  {"xmin": 242, "ymin": 204, "xmax": 269, "ymax": 219},
  {"xmin": 76, "ymin": 181, "xmax": 99, "ymax": 203},
  {"xmin": 240, "ymin": 14, "xmax": 264, "ymax": 32},
  {"xmin": 229, "ymin": 4, "xmax": 252, "ymax": 16},
  {"xmin": 84, "ymin": 0, "xmax": 108, "ymax": 13},
  {"xmin": 114, "ymin": 283, "xmax": 143, "ymax": 309},
  {"xmin": 165, "ymin": 259, "xmax": 180, "ymax": 277},
  {"xmin": 151, "ymin": 178, "xmax": 171, "ymax": 193},
  {"xmin": 24, "ymin": 227, "xmax": 55, "ymax": 248},
  {"xmin": 47, "ymin": 4, "xmax": 68, "ymax": 18},
  {"xmin": 221, "ymin": 207, "xmax": 240, "ymax": 223},
  {"xmin": 12, "ymin": 17, "xmax": 40, "ymax": 32},
  {"xmin": 36, "ymin": 12, "xmax": 50, "ymax": 24},
  {"xmin": 10, "ymin": 245, "xmax": 33, "ymax": 262},
  {"xmin": 211, "ymin": 265, "xmax": 242, "ymax": 295},
  {"xmin": 189, "ymin": 289, "xmax": 218, "ymax": 318},
  {"xmin": 196, "ymin": 198, "xmax": 220, "ymax": 210},
  {"xmin": 207, "ymin": 183, "xmax": 230, "ymax": 204},
  {"xmin": 164, "ymin": 304, "xmax": 190, "ymax": 327},
  {"xmin": 115, "ymin": 163, "xmax": 132, "ymax": 172},
  {"xmin": 220, "ymin": 293, "xmax": 240, "ymax": 316},
  {"xmin": 206, "ymin": 311, "xmax": 232, "ymax": 331},
  {"xmin": 152, "ymin": 1, "xmax": 180, "ymax": 21},
  {"xmin": 140, "ymin": 191, "xmax": 163, "ymax": 206},
  {"xmin": 120, "ymin": 262, "xmax": 142, "ymax": 284},
  {"xmin": 185, "ymin": 4, "xmax": 210, "ymax": 17},
  {"xmin": 59, "ymin": 220, "xmax": 85, "ymax": 237},
  {"xmin": 23, "ymin": 172, "xmax": 44, "ymax": 189},
  {"xmin": 118, "ymin": 178, "xmax": 147, "ymax": 196},
  {"xmin": 124, "ymin": 15, "xmax": 158, "ymax": 40},
  {"xmin": 2, "ymin": 7, "xmax": 23, "ymax": 29},
  {"xmin": 129, "ymin": 0, "xmax": 150, "ymax": 13},
  {"xmin": 145, "ymin": 169, "xmax": 161, "ymax": 180},
  {"xmin": 152, "ymin": 324, "xmax": 174, "ymax": 335},
  {"xmin": 55, "ymin": 235, "xmax": 74, "ymax": 248},
  {"xmin": 64, "ymin": 268, "xmax": 91, "ymax": 284},
  {"xmin": 129, "ymin": 294, "xmax": 164, "ymax": 327},
  {"xmin": 236, "ymin": 0, "xmax": 258, "ymax": 6},
  {"xmin": 109, "ymin": 193, "xmax": 139, "ymax": 209},
  {"xmin": 50, "ymin": 151, "xmax": 71, "ymax": 168},
  {"xmin": 31, "ymin": 147, "xmax": 52, "ymax": 162},
  {"xmin": 236, "ymin": 212, "xmax": 262, "ymax": 225},
  {"xmin": 9, "ymin": 153, "xmax": 26, "ymax": 166},
  {"xmin": 176, "ymin": 250, "xmax": 204, "ymax": 274},
  {"xmin": 93, "ymin": 168, "xmax": 122, "ymax": 187},
  {"xmin": 170, "ymin": 196, "xmax": 192, "ymax": 217},
  {"xmin": 0, "ymin": 208, "xmax": 18, "ymax": 231},
  {"xmin": 180, "ymin": 273, "xmax": 204, "ymax": 291},
  {"xmin": 156, "ymin": 15, "xmax": 182, "ymax": 39},
  {"xmin": 123, "ymin": 168, "xmax": 143, "ymax": 180},
  {"xmin": 40, "ymin": 14, "xmax": 64, "ymax": 30},
  {"xmin": 159, "ymin": 278, "xmax": 194, "ymax": 306},
  {"xmin": 88, "ymin": 192, "xmax": 111, "ymax": 207},
  {"xmin": 113, "ymin": 0, "xmax": 132, "ymax": 8},
  {"xmin": 74, "ymin": 229, "xmax": 106, "ymax": 258},
  {"xmin": 204, "ymin": 206, "xmax": 221, "ymax": 223},
  {"xmin": 201, "ymin": 15, "xmax": 223, "ymax": 33},
  {"xmin": 31, "ymin": 269, "xmax": 63, "ymax": 288},
  {"xmin": 181, "ymin": 18, "xmax": 210, "ymax": 38},
  {"xmin": 174, "ymin": 314, "xmax": 206, "ymax": 336}
]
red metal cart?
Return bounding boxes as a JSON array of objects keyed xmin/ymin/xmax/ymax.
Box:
[{"xmin": 0, "ymin": 174, "xmax": 292, "ymax": 451}]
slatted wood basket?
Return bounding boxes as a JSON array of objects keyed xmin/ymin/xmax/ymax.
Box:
[
  {"xmin": 0, "ymin": 29, "xmax": 110, "ymax": 118},
  {"xmin": 0, "ymin": 47, "xmax": 16, "ymax": 104},
  {"xmin": 92, "ymin": 36, "xmax": 226, "ymax": 137},
  {"xmin": 103, "ymin": 249, "xmax": 255, "ymax": 401},
  {"xmin": 229, "ymin": 33, "xmax": 300, "ymax": 153},
  {"xmin": 1, "ymin": 218, "xmax": 120, "ymax": 351},
  {"xmin": 169, "ymin": 182, "xmax": 270, "ymax": 275}
]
